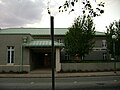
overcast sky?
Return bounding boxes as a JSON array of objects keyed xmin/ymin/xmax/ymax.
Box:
[{"xmin": 0, "ymin": 0, "xmax": 120, "ymax": 32}]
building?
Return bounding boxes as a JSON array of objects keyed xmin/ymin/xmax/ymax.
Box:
[{"xmin": 0, "ymin": 28, "xmax": 107, "ymax": 73}]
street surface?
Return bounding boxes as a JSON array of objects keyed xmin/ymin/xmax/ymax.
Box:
[{"xmin": 0, "ymin": 76, "xmax": 120, "ymax": 90}]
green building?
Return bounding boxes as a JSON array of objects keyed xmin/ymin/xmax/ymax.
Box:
[{"xmin": 0, "ymin": 28, "xmax": 109, "ymax": 73}]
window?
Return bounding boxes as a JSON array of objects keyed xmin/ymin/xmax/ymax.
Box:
[
  {"xmin": 103, "ymin": 53, "xmax": 107, "ymax": 60},
  {"xmin": 58, "ymin": 39, "xmax": 62, "ymax": 43},
  {"xmin": 102, "ymin": 40, "xmax": 107, "ymax": 48},
  {"xmin": 65, "ymin": 53, "xmax": 70, "ymax": 60},
  {"xmin": 7, "ymin": 46, "xmax": 14, "ymax": 64}
]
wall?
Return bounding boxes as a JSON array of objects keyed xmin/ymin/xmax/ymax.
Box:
[
  {"xmin": 61, "ymin": 62, "xmax": 120, "ymax": 72},
  {"xmin": 85, "ymin": 51, "xmax": 107, "ymax": 60},
  {"xmin": 94, "ymin": 36, "xmax": 106, "ymax": 47},
  {"xmin": 0, "ymin": 34, "xmax": 31, "ymax": 72}
]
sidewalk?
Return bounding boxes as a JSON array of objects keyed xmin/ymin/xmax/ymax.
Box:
[{"xmin": 0, "ymin": 71, "xmax": 120, "ymax": 78}]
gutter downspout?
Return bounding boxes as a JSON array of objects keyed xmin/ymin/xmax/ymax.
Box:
[
  {"xmin": 20, "ymin": 45, "xmax": 23, "ymax": 72},
  {"xmin": 21, "ymin": 46, "xmax": 23, "ymax": 72}
]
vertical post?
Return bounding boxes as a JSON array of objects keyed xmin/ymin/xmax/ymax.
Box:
[
  {"xmin": 113, "ymin": 41, "xmax": 116, "ymax": 73},
  {"xmin": 56, "ymin": 48, "xmax": 61, "ymax": 72},
  {"xmin": 112, "ymin": 35, "xmax": 117, "ymax": 74},
  {"xmin": 51, "ymin": 16, "xmax": 55, "ymax": 90},
  {"xmin": 21, "ymin": 45, "xmax": 23, "ymax": 72}
]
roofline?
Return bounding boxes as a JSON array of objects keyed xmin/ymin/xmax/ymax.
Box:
[
  {"xmin": 0, "ymin": 33, "xmax": 31, "ymax": 35},
  {"xmin": 0, "ymin": 28, "xmax": 105, "ymax": 36},
  {"xmin": 2, "ymin": 27, "xmax": 68, "ymax": 30},
  {"xmin": 23, "ymin": 45, "xmax": 64, "ymax": 48},
  {"xmin": 96, "ymin": 35, "xmax": 106, "ymax": 37}
]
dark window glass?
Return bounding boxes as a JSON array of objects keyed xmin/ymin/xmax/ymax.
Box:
[
  {"xmin": 8, "ymin": 51, "xmax": 10, "ymax": 63},
  {"xmin": 11, "ymin": 51, "xmax": 14, "ymax": 63}
]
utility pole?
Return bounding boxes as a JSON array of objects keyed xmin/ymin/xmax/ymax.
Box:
[
  {"xmin": 50, "ymin": 16, "xmax": 55, "ymax": 90},
  {"xmin": 112, "ymin": 35, "xmax": 117, "ymax": 74}
]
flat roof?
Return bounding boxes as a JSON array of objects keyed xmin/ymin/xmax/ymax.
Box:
[{"xmin": 0, "ymin": 28, "xmax": 105, "ymax": 36}]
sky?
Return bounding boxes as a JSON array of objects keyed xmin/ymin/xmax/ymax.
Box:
[{"xmin": 0, "ymin": 0, "xmax": 120, "ymax": 32}]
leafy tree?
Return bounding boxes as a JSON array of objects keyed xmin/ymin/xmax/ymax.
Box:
[
  {"xmin": 65, "ymin": 15, "xmax": 95, "ymax": 60},
  {"xmin": 47, "ymin": 0, "xmax": 105, "ymax": 61},
  {"xmin": 106, "ymin": 20, "xmax": 120, "ymax": 57},
  {"xmin": 47, "ymin": 0, "xmax": 105, "ymax": 17}
]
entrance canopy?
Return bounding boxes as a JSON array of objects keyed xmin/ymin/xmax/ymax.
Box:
[{"xmin": 23, "ymin": 39, "xmax": 64, "ymax": 47}]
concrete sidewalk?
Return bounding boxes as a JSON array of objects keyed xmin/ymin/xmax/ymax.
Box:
[{"xmin": 0, "ymin": 71, "xmax": 120, "ymax": 78}]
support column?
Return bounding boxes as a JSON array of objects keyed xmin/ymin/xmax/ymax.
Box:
[{"xmin": 56, "ymin": 48, "xmax": 61, "ymax": 72}]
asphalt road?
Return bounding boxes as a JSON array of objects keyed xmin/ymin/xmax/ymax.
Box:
[{"xmin": 0, "ymin": 76, "xmax": 120, "ymax": 90}]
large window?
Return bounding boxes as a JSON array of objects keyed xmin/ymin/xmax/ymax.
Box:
[
  {"xmin": 57, "ymin": 39, "xmax": 62, "ymax": 43},
  {"xmin": 102, "ymin": 40, "xmax": 107, "ymax": 48},
  {"xmin": 7, "ymin": 46, "xmax": 14, "ymax": 64},
  {"xmin": 65, "ymin": 53, "xmax": 70, "ymax": 60},
  {"xmin": 103, "ymin": 53, "xmax": 107, "ymax": 60}
]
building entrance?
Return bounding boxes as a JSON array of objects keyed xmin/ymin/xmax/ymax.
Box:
[{"xmin": 30, "ymin": 49, "xmax": 51, "ymax": 71}]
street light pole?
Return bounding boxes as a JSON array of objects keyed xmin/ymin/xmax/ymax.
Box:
[
  {"xmin": 50, "ymin": 16, "xmax": 55, "ymax": 90},
  {"xmin": 112, "ymin": 35, "xmax": 116, "ymax": 73}
]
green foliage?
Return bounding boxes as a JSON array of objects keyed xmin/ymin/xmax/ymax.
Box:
[
  {"xmin": 47, "ymin": 0, "xmax": 105, "ymax": 17},
  {"xmin": 106, "ymin": 20, "xmax": 120, "ymax": 56},
  {"xmin": 65, "ymin": 15, "xmax": 95, "ymax": 59}
]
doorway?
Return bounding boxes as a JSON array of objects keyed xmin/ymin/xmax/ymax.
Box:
[{"xmin": 30, "ymin": 50, "xmax": 51, "ymax": 71}]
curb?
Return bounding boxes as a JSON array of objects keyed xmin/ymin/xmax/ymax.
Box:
[{"xmin": 0, "ymin": 72, "xmax": 120, "ymax": 78}]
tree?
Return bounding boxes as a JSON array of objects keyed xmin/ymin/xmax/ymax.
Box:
[
  {"xmin": 47, "ymin": 0, "xmax": 105, "ymax": 17},
  {"xmin": 65, "ymin": 15, "xmax": 95, "ymax": 60},
  {"xmin": 106, "ymin": 20, "xmax": 120, "ymax": 57}
]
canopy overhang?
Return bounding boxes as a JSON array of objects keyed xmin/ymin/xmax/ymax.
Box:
[{"xmin": 23, "ymin": 39, "xmax": 64, "ymax": 48}]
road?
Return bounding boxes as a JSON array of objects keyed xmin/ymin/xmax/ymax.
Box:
[{"xmin": 0, "ymin": 76, "xmax": 120, "ymax": 90}]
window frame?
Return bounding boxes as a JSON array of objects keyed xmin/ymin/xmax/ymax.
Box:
[
  {"xmin": 65, "ymin": 53, "xmax": 70, "ymax": 60},
  {"xmin": 7, "ymin": 46, "xmax": 15, "ymax": 65},
  {"xmin": 102, "ymin": 40, "xmax": 107, "ymax": 48},
  {"xmin": 103, "ymin": 53, "xmax": 107, "ymax": 60}
]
